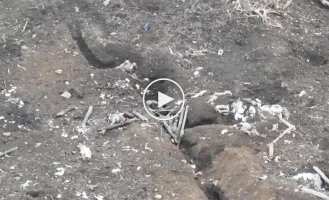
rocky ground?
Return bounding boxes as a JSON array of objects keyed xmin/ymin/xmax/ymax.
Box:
[{"xmin": 1, "ymin": 0, "xmax": 329, "ymax": 199}]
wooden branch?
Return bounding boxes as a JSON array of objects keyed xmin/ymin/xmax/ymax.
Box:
[
  {"xmin": 177, "ymin": 106, "xmax": 189, "ymax": 145},
  {"xmin": 82, "ymin": 105, "xmax": 93, "ymax": 127},
  {"xmin": 0, "ymin": 147, "xmax": 18, "ymax": 158},
  {"xmin": 132, "ymin": 111, "xmax": 148, "ymax": 122},
  {"xmin": 313, "ymin": 166, "xmax": 329, "ymax": 186},
  {"xmin": 162, "ymin": 121, "xmax": 178, "ymax": 143},
  {"xmin": 98, "ymin": 118, "xmax": 138, "ymax": 134},
  {"xmin": 176, "ymin": 106, "xmax": 186, "ymax": 134},
  {"xmin": 301, "ymin": 187, "xmax": 329, "ymax": 200}
]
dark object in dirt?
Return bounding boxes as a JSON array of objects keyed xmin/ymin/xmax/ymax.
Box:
[
  {"xmin": 205, "ymin": 183, "xmax": 228, "ymax": 200},
  {"xmin": 68, "ymin": 23, "xmax": 143, "ymax": 68},
  {"xmin": 186, "ymin": 100, "xmax": 218, "ymax": 128},
  {"xmin": 68, "ymin": 88, "xmax": 84, "ymax": 99},
  {"xmin": 319, "ymin": 138, "xmax": 329, "ymax": 151}
]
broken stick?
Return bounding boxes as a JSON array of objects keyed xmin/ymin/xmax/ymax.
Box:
[
  {"xmin": 98, "ymin": 118, "xmax": 138, "ymax": 134},
  {"xmin": 82, "ymin": 105, "xmax": 93, "ymax": 127},
  {"xmin": 177, "ymin": 106, "xmax": 189, "ymax": 145},
  {"xmin": 55, "ymin": 106, "xmax": 76, "ymax": 118},
  {"xmin": 132, "ymin": 111, "xmax": 148, "ymax": 122},
  {"xmin": 162, "ymin": 121, "xmax": 178, "ymax": 143},
  {"xmin": 0, "ymin": 147, "xmax": 18, "ymax": 158},
  {"xmin": 313, "ymin": 166, "xmax": 329, "ymax": 186}
]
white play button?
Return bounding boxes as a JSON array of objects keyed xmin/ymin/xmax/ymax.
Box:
[
  {"xmin": 143, "ymin": 78, "xmax": 185, "ymax": 120},
  {"xmin": 158, "ymin": 92, "xmax": 174, "ymax": 108}
]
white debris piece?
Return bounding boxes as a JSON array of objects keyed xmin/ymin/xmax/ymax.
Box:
[
  {"xmin": 6, "ymin": 98, "xmax": 24, "ymax": 108},
  {"xmin": 21, "ymin": 180, "xmax": 32, "ymax": 189},
  {"xmin": 194, "ymin": 70, "xmax": 201, "ymax": 78},
  {"xmin": 115, "ymin": 60, "xmax": 136, "ymax": 73},
  {"xmin": 218, "ymin": 49, "xmax": 224, "ymax": 56},
  {"xmin": 95, "ymin": 194, "xmax": 105, "ymax": 200},
  {"xmin": 61, "ymin": 91, "xmax": 72, "ymax": 99},
  {"xmin": 55, "ymin": 167, "xmax": 65, "ymax": 176},
  {"xmin": 111, "ymin": 168, "xmax": 121, "ymax": 174},
  {"xmin": 78, "ymin": 144, "xmax": 92, "ymax": 160},
  {"xmin": 292, "ymin": 173, "xmax": 323, "ymax": 190},
  {"xmin": 215, "ymin": 105, "xmax": 230, "ymax": 115},
  {"xmin": 55, "ymin": 69, "xmax": 63, "ymax": 75},
  {"xmin": 191, "ymin": 90, "xmax": 208, "ymax": 98},
  {"xmin": 76, "ymin": 191, "xmax": 88, "ymax": 199},
  {"xmin": 299, "ymin": 90, "xmax": 307, "ymax": 97},
  {"xmin": 103, "ymin": 0, "xmax": 110, "ymax": 6},
  {"xmin": 154, "ymin": 194, "xmax": 162, "ymax": 199},
  {"xmin": 231, "ymin": 100, "xmax": 247, "ymax": 121},
  {"xmin": 221, "ymin": 129, "xmax": 228, "ymax": 135}
]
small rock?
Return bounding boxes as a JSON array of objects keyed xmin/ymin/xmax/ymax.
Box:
[{"xmin": 61, "ymin": 91, "xmax": 72, "ymax": 99}]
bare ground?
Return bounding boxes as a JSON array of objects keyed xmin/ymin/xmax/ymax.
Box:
[{"xmin": 1, "ymin": 0, "xmax": 329, "ymax": 199}]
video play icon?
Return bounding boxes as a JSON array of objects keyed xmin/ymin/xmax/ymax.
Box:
[{"xmin": 143, "ymin": 78, "xmax": 185, "ymax": 120}]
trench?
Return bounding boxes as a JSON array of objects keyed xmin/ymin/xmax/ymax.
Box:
[{"xmin": 69, "ymin": 26, "xmax": 227, "ymax": 199}]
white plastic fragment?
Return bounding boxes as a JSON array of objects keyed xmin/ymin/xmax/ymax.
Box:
[
  {"xmin": 154, "ymin": 194, "xmax": 162, "ymax": 199},
  {"xmin": 111, "ymin": 168, "xmax": 121, "ymax": 174},
  {"xmin": 55, "ymin": 167, "xmax": 65, "ymax": 176},
  {"xmin": 78, "ymin": 144, "xmax": 92, "ymax": 160}
]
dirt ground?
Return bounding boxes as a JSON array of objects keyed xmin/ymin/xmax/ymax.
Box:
[{"xmin": 1, "ymin": 0, "xmax": 329, "ymax": 199}]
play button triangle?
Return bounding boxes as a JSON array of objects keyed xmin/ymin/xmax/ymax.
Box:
[{"xmin": 158, "ymin": 92, "xmax": 174, "ymax": 108}]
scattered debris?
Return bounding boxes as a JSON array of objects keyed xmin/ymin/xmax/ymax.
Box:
[
  {"xmin": 55, "ymin": 106, "xmax": 76, "ymax": 118},
  {"xmin": 6, "ymin": 98, "xmax": 24, "ymax": 108},
  {"xmin": 78, "ymin": 144, "xmax": 92, "ymax": 160},
  {"xmin": 0, "ymin": 147, "xmax": 18, "ymax": 158},
  {"xmin": 162, "ymin": 105, "xmax": 189, "ymax": 145},
  {"xmin": 61, "ymin": 91, "xmax": 72, "ymax": 99}
]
